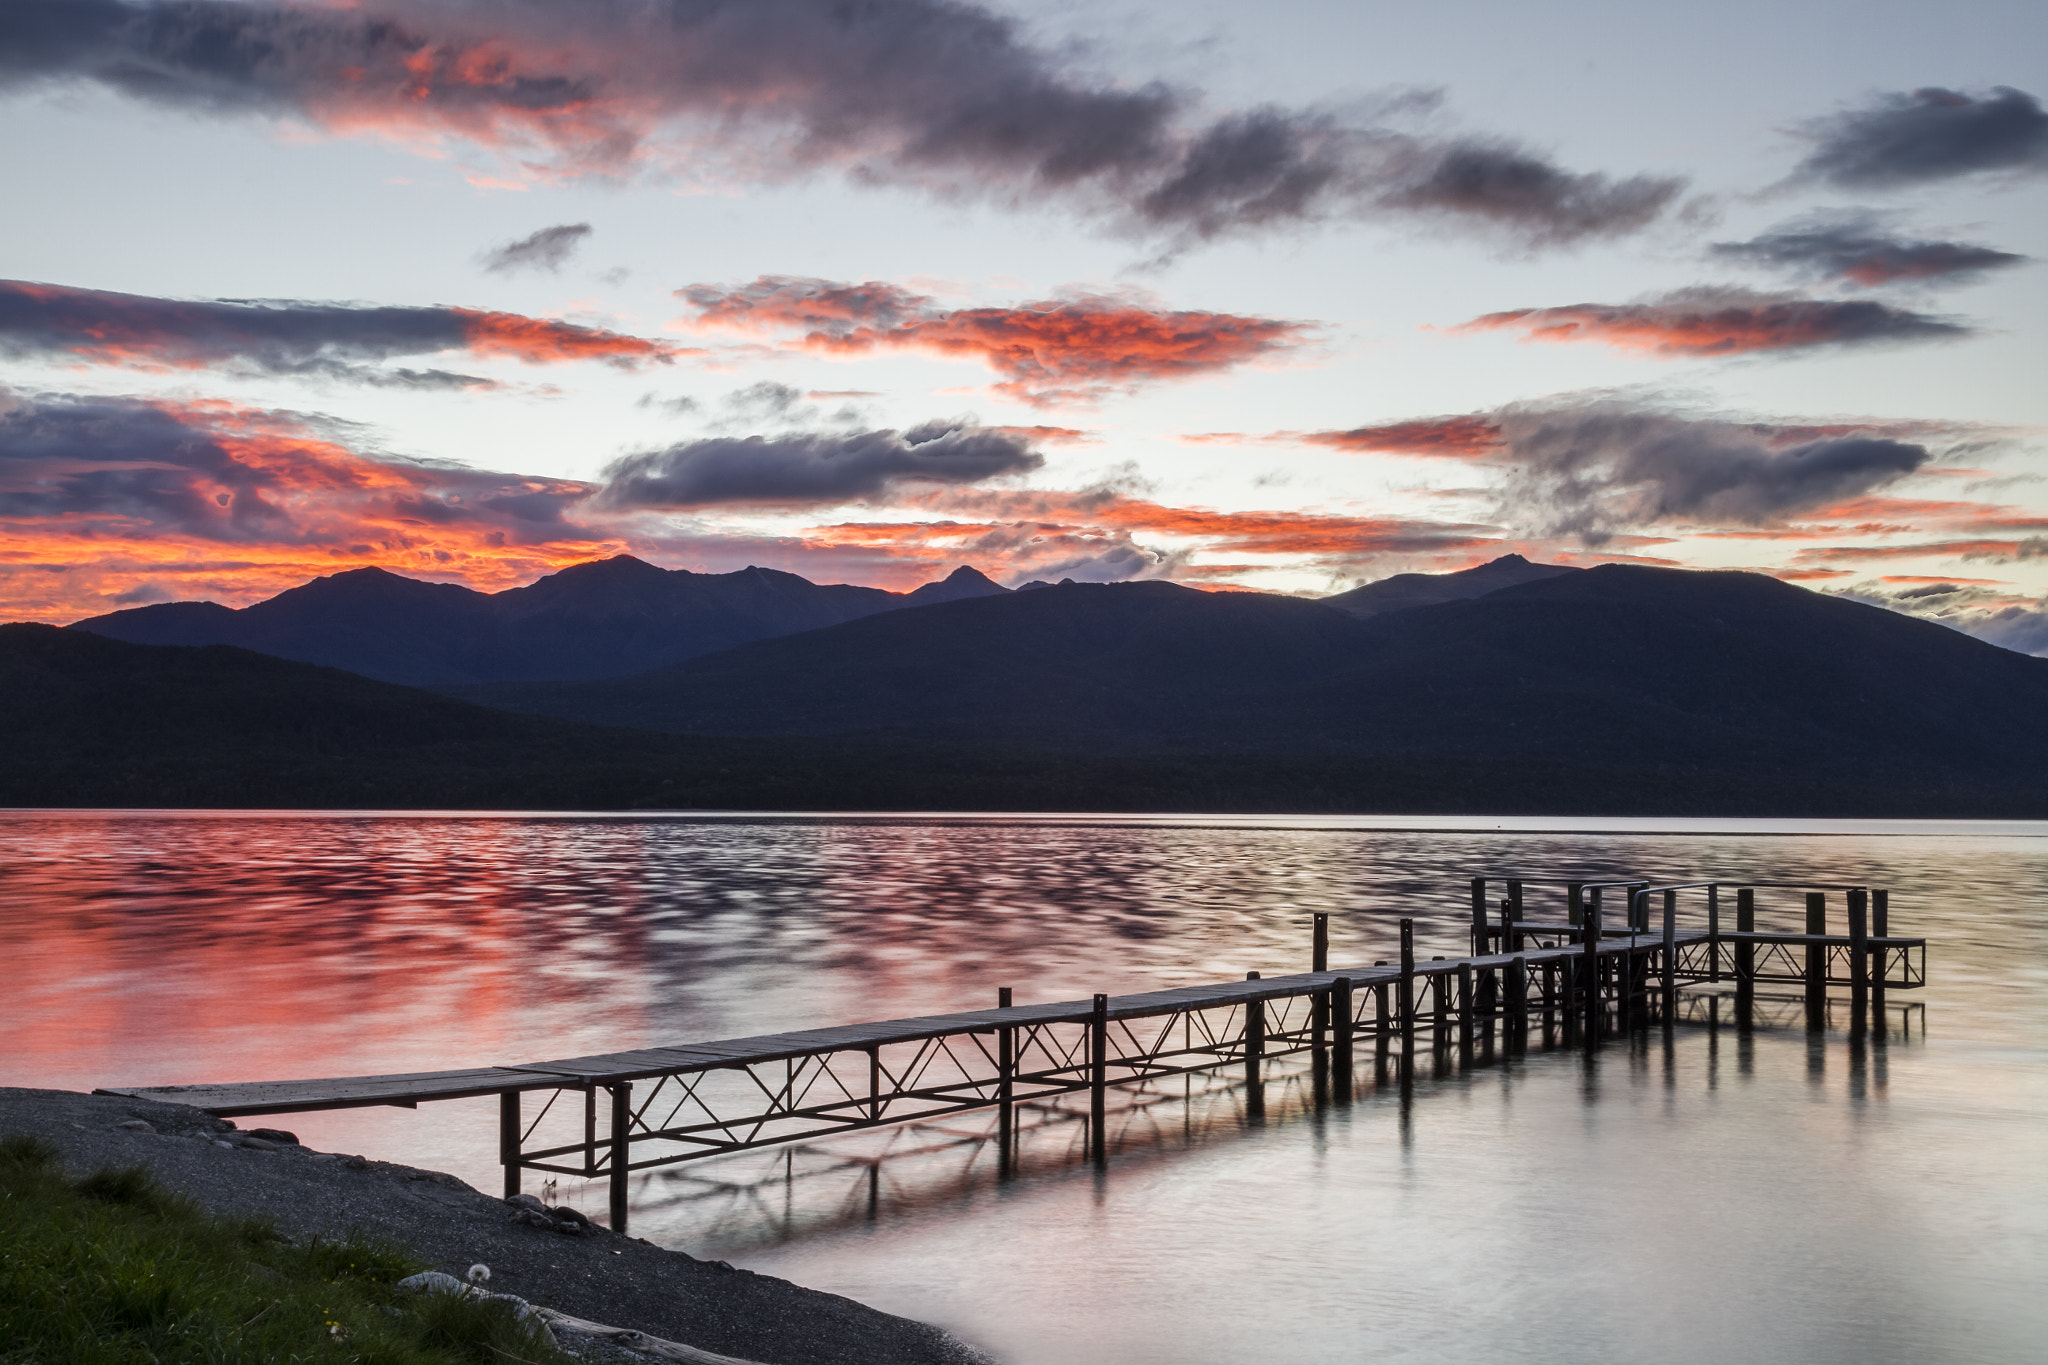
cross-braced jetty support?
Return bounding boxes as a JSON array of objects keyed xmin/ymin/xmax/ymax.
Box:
[{"xmin": 103, "ymin": 873, "xmax": 1927, "ymax": 1235}]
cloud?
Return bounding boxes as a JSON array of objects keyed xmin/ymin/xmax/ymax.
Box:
[
  {"xmin": 1795, "ymin": 536, "xmax": 2048, "ymax": 565},
  {"xmin": 597, "ymin": 420, "xmax": 1046, "ymax": 509},
  {"xmin": 1710, "ymin": 210, "xmax": 2028, "ymax": 287},
  {"xmin": 0, "ymin": 387, "xmax": 640, "ymax": 617},
  {"xmin": 1488, "ymin": 405, "xmax": 1943, "ymax": 542},
  {"xmin": 1298, "ymin": 414, "xmax": 1504, "ymax": 457},
  {"xmin": 1288, "ymin": 399, "xmax": 1982, "ymax": 545},
  {"xmin": 1457, "ymin": 286, "xmax": 1968, "ymax": 357},
  {"xmin": 1790, "ymin": 86, "xmax": 2048, "ymax": 189},
  {"xmin": 678, "ymin": 277, "xmax": 1308, "ymax": 404},
  {"xmin": 871, "ymin": 486, "xmax": 1503, "ymax": 580},
  {"xmin": 0, "ymin": 0, "xmax": 1683, "ymax": 249},
  {"xmin": 0, "ymin": 278, "xmax": 684, "ymax": 381},
  {"xmin": 480, "ymin": 222, "xmax": 592, "ymax": 274},
  {"xmin": 1831, "ymin": 578, "xmax": 2048, "ymax": 658}
]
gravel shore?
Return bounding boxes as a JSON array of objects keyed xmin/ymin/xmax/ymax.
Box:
[{"xmin": 1, "ymin": 1087, "xmax": 993, "ymax": 1365}]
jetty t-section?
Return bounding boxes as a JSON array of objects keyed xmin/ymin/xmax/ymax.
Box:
[{"xmin": 102, "ymin": 874, "xmax": 1927, "ymax": 1235}]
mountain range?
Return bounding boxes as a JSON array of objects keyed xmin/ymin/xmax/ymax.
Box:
[
  {"xmin": 70, "ymin": 557, "xmax": 1009, "ymax": 685},
  {"xmin": 26, "ymin": 554, "xmax": 2048, "ymax": 815}
]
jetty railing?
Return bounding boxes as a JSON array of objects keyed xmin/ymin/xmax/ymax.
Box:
[{"xmin": 104, "ymin": 872, "xmax": 1926, "ymax": 1235}]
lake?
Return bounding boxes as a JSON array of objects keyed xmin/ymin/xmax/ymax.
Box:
[{"xmin": 5, "ymin": 811, "xmax": 2045, "ymax": 1363}]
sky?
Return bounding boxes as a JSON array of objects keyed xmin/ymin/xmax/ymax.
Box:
[{"xmin": 2, "ymin": 0, "xmax": 2045, "ymax": 654}]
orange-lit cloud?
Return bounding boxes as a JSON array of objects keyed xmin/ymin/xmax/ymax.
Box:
[
  {"xmin": 0, "ymin": 279, "xmax": 684, "ymax": 385},
  {"xmin": 0, "ymin": 387, "xmax": 1142, "ymax": 619},
  {"xmin": 0, "ymin": 389, "xmax": 631, "ymax": 621},
  {"xmin": 796, "ymin": 487, "xmax": 1507, "ymax": 584},
  {"xmin": 677, "ymin": 277, "xmax": 1309, "ymax": 405},
  {"xmin": 1455, "ymin": 287, "xmax": 1967, "ymax": 358},
  {"xmin": 1792, "ymin": 539, "xmax": 2048, "ymax": 564},
  {"xmin": 1297, "ymin": 414, "xmax": 1504, "ymax": 457},
  {"xmin": 1879, "ymin": 575, "xmax": 2011, "ymax": 585}
]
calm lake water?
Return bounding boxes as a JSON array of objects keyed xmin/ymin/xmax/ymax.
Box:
[{"xmin": 5, "ymin": 811, "xmax": 2046, "ymax": 1364}]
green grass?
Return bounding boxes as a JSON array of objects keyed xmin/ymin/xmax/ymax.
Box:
[{"xmin": 0, "ymin": 1134, "xmax": 577, "ymax": 1364}]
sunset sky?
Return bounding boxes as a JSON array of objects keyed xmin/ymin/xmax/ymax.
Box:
[{"xmin": 2, "ymin": 0, "xmax": 2044, "ymax": 652}]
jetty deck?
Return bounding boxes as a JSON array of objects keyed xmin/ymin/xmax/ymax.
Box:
[{"xmin": 103, "ymin": 875, "xmax": 1926, "ymax": 1234}]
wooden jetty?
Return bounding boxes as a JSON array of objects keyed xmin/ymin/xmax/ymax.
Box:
[{"xmin": 102, "ymin": 875, "xmax": 1926, "ymax": 1234}]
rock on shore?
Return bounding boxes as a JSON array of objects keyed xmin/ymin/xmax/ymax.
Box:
[{"xmin": 0, "ymin": 1088, "xmax": 991, "ymax": 1365}]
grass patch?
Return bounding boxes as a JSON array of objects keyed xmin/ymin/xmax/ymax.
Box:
[{"xmin": 0, "ymin": 1134, "xmax": 576, "ymax": 1364}]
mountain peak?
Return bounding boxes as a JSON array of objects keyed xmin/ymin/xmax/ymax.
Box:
[
  {"xmin": 1321, "ymin": 554, "xmax": 1576, "ymax": 620},
  {"xmin": 543, "ymin": 554, "xmax": 667, "ymax": 581},
  {"xmin": 904, "ymin": 564, "xmax": 1011, "ymax": 605}
]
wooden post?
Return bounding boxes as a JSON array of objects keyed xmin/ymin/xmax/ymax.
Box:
[
  {"xmin": 1736, "ymin": 888, "xmax": 1755, "ymax": 999},
  {"xmin": 1374, "ymin": 978, "xmax": 1391, "ymax": 1071},
  {"xmin": 499, "ymin": 1090, "xmax": 520, "ymax": 1200},
  {"xmin": 1507, "ymin": 879, "xmax": 1524, "ymax": 952},
  {"xmin": 1707, "ymin": 884, "xmax": 1721, "ymax": 983},
  {"xmin": 1469, "ymin": 877, "xmax": 1488, "ymax": 955},
  {"xmin": 997, "ymin": 986, "xmax": 1015, "ymax": 1176},
  {"xmin": 1089, "ymin": 993, "xmax": 1108, "ymax": 1164},
  {"xmin": 1244, "ymin": 972, "xmax": 1265, "ymax": 1117},
  {"xmin": 868, "ymin": 1047, "xmax": 882, "ymax": 1124},
  {"xmin": 1507, "ymin": 953, "xmax": 1528, "ymax": 1049},
  {"xmin": 1457, "ymin": 962, "xmax": 1475, "ymax": 1060},
  {"xmin": 1583, "ymin": 893, "xmax": 1603, "ymax": 1043},
  {"xmin": 1848, "ymin": 888, "xmax": 1869, "ymax": 1032},
  {"xmin": 1568, "ymin": 881, "xmax": 1584, "ymax": 929},
  {"xmin": 584, "ymin": 1084, "xmax": 598, "ymax": 1176},
  {"xmin": 1431, "ymin": 960, "xmax": 1449, "ymax": 1042},
  {"xmin": 608, "ymin": 1082, "xmax": 631, "ymax": 1235},
  {"xmin": 1872, "ymin": 889, "xmax": 1889, "ymax": 1010},
  {"xmin": 1332, "ymin": 977, "xmax": 1354, "ymax": 1103},
  {"xmin": 1398, "ymin": 920, "xmax": 1416, "ymax": 1048},
  {"xmin": 1311, "ymin": 914, "xmax": 1330, "ymax": 1064},
  {"xmin": 1805, "ymin": 891, "xmax": 1827, "ymax": 1016},
  {"xmin": 1661, "ymin": 887, "xmax": 1678, "ymax": 1017}
]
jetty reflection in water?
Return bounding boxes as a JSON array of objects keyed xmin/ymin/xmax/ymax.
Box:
[{"xmin": 632, "ymin": 991, "xmax": 1926, "ymax": 1258}]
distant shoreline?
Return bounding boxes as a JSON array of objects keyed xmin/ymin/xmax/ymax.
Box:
[{"xmin": 6, "ymin": 807, "xmax": 2048, "ymax": 837}]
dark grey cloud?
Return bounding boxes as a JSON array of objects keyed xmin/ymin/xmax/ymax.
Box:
[
  {"xmin": 1711, "ymin": 210, "xmax": 2028, "ymax": 287},
  {"xmin": 1834, "ymin": 579, "xmax": 2048, "ymax": 658},
  {"xmin": 1482, "ymin": 402, "xmax": 1941, "ymax": 543},
  {"xmin": 1792, "ymin": 86, "xmax": 2048, "ymax": 189},
  {"xmin": 1973, "ymin": 601, "xmax": 2048, "ymax": 655},
  {"xmin": 1012, "ymin": 539, "xmax": 1184, "ymax": 586},
  {"xmin": 481, "ymin": 222, "xmax": 592, "ymax": 274},
  {"xmin": 1460, "ymin": 286, "xmax": 1971, "ymax": 357},
  {"xmin": 0, "ymin": 277, "xmax": 677, "ymax": 380},
  {"xmin": 0, "ymin": 388, "xmax": 595, "ymax": 544},
  {"xmin": 599, "ymin": 420, "xmax": 1045, "ymax": 509},
  {"xmin": 0, "ymin": 0, "xmax": 1683, "ymax": 248}
]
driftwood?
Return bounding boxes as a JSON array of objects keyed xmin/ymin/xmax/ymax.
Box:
[{"xmin": 531, "ymin": 1306, "xmax": 771, "ymax": 1365}]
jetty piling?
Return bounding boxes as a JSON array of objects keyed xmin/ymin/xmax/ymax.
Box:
[{"xmin": 104, "ymin": 871, "xmax": 1928, "ymax": 1235}]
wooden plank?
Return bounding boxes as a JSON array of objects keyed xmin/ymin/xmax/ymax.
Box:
[{"xmin": 98, "ymin": 1066, "xmax": 544, "ymax": 1116}]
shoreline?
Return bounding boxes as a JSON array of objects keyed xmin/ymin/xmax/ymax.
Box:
[{"xmin": 0, "ymin": 1087, "xmax": 992, "ymax": 1365}]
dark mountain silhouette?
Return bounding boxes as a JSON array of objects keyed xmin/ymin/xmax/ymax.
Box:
[
  {"xmin": 442, "ymin": 566, "xmax": 2048, "ymax": 813},
  {"xmin": 1321, "ymin": 553, "xmax": 1577, "ymax": 618},
  {"xmin": 449, "ymin": 580, "xmax": 1375, "ymax": 741},
  {"xmin": 22, "ymin": 564, "xmax": 2048, "ymax": 815},
  {"xmin": 68, "ymin": 557, "xmax": 1009, "ymax": 686}
]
